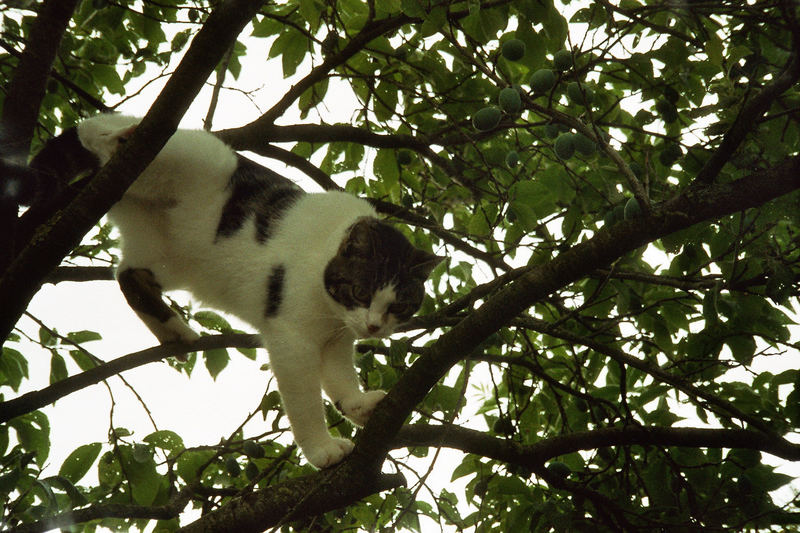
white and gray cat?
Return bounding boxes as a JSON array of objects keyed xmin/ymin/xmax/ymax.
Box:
[{"xmin": 29, "ymin": 113, "xmax": 443, "ymax": 468}]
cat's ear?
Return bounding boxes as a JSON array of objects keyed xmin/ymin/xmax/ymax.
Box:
[
  {"xmin": 343, "ymin": 218, "xmax": 375, "ymax": 256},
  {"xmin": 113, "ymin": 124, "xmax": 137, "ymax": 144},
  {"xmin": 409, "ymin": 249, "xmax": 445, "ymax": 279}
]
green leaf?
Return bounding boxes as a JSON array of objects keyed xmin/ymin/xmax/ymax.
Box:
[
  {"xmin": 59, "ymin": 443, "xmax": 102, "ymax": 484},
  {"xmin": 176, "ymin": 450, "xmax": 215, "ymax": 483},
  {"xmin": 116, "ymin": 445, "xmax": 163, "ymax": 506},
  {"xmin": 726, "ymin": 335, "xmax": 757, "ymax": 364},
  {"xmin": 193, "ymin": 310, "xmax": 232, "ymax": 332},
  {"xmin": 45, "ymin": 475, "xmax": 88, "ymax": 507},
  {"xmin": 204, "ymin": 348, "xmax": 229, "ymax": 379},
  {"xmin": 495, "ymin": 476, "xmax": 528, "ymax": 495},
  {"xmin": 66, "ymin": 330, "xmax": 102, "ymax": 344},
  {"xmin": 236, "ymin": 346, "xmax": 258, "ymax": 360},
  {"xmin": 38, "ymin": 326, "xmax": 55, "ymax": 346},
  {"xmin": 373, "ymin": 148, "xmax": 400, "ymax": 190},
  {"xmin": 269, "ymin": 30, "xmax": 309, "ymax": 78},
  {"xmin": 49, "ymin": 352, "xmax": 68, "ymax": 384},
  {"xmin": 144, "ymin": 430, "xmax": 185, "ymax": 455},
  {"xmin": 1, "ymin": 347, "xmax": 29, "ymax": 391},
  {"xmin": 9, "ymin": 411, "xmax": 50, "ymax": 466},
  {"xmin": 69, "ymin": 349, "xmax": 98, "ymax": 371},
  {"xmin": 98, "ymin": 451, "xmax": 122, "ymax": 488}
]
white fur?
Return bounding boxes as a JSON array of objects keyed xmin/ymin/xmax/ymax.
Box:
[{"xmin": 79, "ymin": 115, "xmax": 393, "ymax": 468}]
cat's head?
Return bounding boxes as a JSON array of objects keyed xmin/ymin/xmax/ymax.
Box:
[{"xmin": 324, "ymin": 218, "xmax": 443, "ymax": 338}]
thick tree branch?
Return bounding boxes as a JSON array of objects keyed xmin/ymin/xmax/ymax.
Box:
[
  {"xmin": 0, "ymin": 0, "xmax": 267, "ymax": 346},
  {"xmin": 44, "ymin": 266, "xmax": 116, "ymax": 283},
  {"xmin": 0, "ymin": 0, "xmax": 80, "ymax": 154},
  {"xmin": 176, "ymin": 468, "xmax": 404, "ymax": 533},
  {"xmin": 5, "ymin": 498, "xmax": 188, "ymax": 533},
  {"xmin": 0, "ymin": 0, "xmax": 81, "ymax": 272},
  {"xmin": 0, "ymin": 333, "xmax": 261, "ymax": 424},
  {"xmin": 396, "ymin": 423, "xmax": 800, "ymax": 467},
  {"xmin": 216, "ymin": 118, "xmax": 460, "ymax": 178}
]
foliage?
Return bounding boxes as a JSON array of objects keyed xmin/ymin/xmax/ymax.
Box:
[{"xmin": 2, "ymin": 0, "xmax": 800, "ymax": 531}]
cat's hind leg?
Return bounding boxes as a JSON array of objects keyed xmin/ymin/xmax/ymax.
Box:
[{"xmin": 117, "ymin": 267, "xmax": 199, "ymax": 345}]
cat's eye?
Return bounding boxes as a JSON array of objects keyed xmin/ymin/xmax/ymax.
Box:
[
  {"xmin": 351, "ymin": 286, "xmax": 371, "ymax": 304},
  {"xmin": 388, "ymin": 302, "xmax": 414, "ymax": 317}
]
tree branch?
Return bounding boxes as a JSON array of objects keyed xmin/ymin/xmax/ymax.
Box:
[
  {"xmin": 176, "ymin": 468, "xmax": 404, "ymax": 533},
  {"xmin": 0, "ymin": 333, "xmax": 261, "ymax": 424},
  {"xmin": 44, "ymin": 266, "xmax": 116, "ymax": 283},
  {"xmin": 0, "ymin": 0, "xmax": 81, "ymax": 154},
  {"xmin": 0, "ymin": 0, "xmax": 81, "ymax": 272},
  {"xmin": 396, "ymin": 423, "xmax": 800, "ymax": 466}
]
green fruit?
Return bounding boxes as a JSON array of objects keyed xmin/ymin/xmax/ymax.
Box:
[
  {"xmin": 529, "ymin": 69, "xmax": 556, "ymax": 93},
  {"xmin": 505, "ymin": 150, "xmax": 520, "ymax": 167},
  {"xmin": 553, "ymin": 49, "xmax": 573, "ymax": 71},
  {"xmin": 243, "ymin": 440, "xmax": 265, "ymax": 458},
  {"xmin": 659, "ymin": 143, "xmax": 683, "ymax": 167},
  {"xmin": 546, "ymin": 461, "xmax": 571, "ymax": 479},
  {"xmin": 543, "ymin": 123, "xmax": 560, "ymax": 139},
  {"xmin": 566, "ymin": 82, "xmax": 581, "ymax": 101},
  {"xmin": 612, "ymin": 204, "xmax": 626, "ymax": 223},
  {"xmin": 655, "ymin": 98, "xmax": 678, "ymax": 123},
  {"xmin": 573, "ymin": 133, "xmax": 596, "ymax": 155},
  {"xmin": 554, "ymin": 133, "xmax": 576, "ymax": 160},
  {"xmin": 624, "ymin": 197, "xmax": 642, "ymax": 220},
  {"xmin": 245, "ymin": 461, "xmax": 260, "ymax": 480},
  {"xmin": 498, "ymin": 87, "xmax": 522, "ymax": 114},
  {"xmin": 567, "ymin": 82, "xmax": 594, "ymax": 106},
  {"xmin": 492, "ymin": 418, "xmax": 514, "ymax": 436},
  {"xmin": 472, "ymin": 106, "xmax": 502, "ymax": 131},
  {"xmin": 603, "ymin": 209, "xmax": 616, "ymax": 227},
  {"xmin": 225, "ymin": 457, "xmax": 241, "ymax": 477},
  {"xmin": 663, "ymin": 85, "xmax": 680, "ymax": 104},
  {"xmin": 501, "ymin": 38, "xmax": 526, "ymax": 61}
]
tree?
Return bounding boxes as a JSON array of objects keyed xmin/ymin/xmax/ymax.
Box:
[{"xmin": 1, "ymin": 0, "xmax": 800, "ymax": 530}]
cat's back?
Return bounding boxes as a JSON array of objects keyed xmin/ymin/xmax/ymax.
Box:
[{"xmin": 271, "ymin": 191, "xmax": 376, "ymax": 255}]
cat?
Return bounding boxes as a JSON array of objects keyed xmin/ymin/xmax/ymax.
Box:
[{"xmin": 28, "ymin": 113, "xmax": 443, "ymax": 468}]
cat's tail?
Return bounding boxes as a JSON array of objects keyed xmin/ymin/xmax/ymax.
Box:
[{"xmin": 5, "ymin": 127, "xmax": 100, "ymax": 208}]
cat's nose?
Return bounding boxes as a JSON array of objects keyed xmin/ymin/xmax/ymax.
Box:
[{"xmin": 367, "ymin": 324, "xmax": 380, "ymax": 335}]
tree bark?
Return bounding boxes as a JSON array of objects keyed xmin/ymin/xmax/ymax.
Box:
[{"xmin": 0, "ymin": 0, "xmax": 82, "ymax": 271}]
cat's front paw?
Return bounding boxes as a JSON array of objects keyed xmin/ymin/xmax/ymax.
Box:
[
  {"xmin": 340, "ymin": 390, "xmax": 387, "ymax": 427},
  {"xmin": 304, "ymin": 437, "xmax": 354, "ymax": 469}
]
